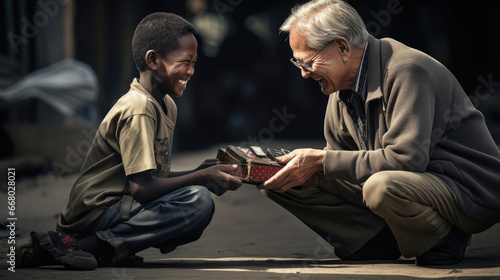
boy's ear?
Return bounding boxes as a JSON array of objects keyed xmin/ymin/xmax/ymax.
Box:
[{"xmin": 145, "ymin": 50, "xmax": 159, "ymax": 71}]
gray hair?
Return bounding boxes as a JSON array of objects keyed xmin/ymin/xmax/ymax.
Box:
[{"xmin": 280, "ymin": 0, "xmax": 368, "ymax": 49}]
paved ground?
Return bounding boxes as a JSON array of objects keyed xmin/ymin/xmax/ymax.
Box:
[{"xmin": 1, "ymin": 141, "xmax": 499, "ymax": 279}]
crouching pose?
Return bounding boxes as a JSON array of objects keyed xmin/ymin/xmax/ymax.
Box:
[
  {"xmin": 17, "ymin": 12, "xmax": 242, "ymax": 270},
  {"xmin": 260, "ymin": 0, "xmax": 500, "ymax": 266}
]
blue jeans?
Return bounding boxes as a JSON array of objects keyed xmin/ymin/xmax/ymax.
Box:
[{"xmin": 80, "ymin": 186, "xmax": 214, "ymax": 263}]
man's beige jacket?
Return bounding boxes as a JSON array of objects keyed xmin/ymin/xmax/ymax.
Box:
[{"xmin": 323, "ymin": 35, "xmax": 500, "ymax": 223}]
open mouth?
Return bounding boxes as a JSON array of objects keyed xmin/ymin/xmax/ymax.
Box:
[{"xmin": 314, "ymin": 77, "xmax": 324, "ymax": 84}]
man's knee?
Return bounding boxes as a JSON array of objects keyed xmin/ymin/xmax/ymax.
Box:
[{"xmin": 363, "ymin": 171, "xmax": 400, "ymax": 214}]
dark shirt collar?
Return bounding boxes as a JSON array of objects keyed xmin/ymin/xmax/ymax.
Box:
[{"xmin": 352, "ymin": 41, "xmax": 369, "ymax": 101}]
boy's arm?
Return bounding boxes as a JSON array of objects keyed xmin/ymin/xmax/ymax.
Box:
[
  {"xmin": 169, "ymin": 159, "xmax": 220, "ymax": 178},
  {"xmin": 128, "ymin": 164, "xmax": 242, "ymax": 203}
]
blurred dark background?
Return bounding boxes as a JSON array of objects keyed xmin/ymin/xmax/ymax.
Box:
[{"xmin": 1, "ymin": 0, "xmax": 499, "ymax": 176}]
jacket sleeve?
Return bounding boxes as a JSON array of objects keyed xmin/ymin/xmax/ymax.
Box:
[{"xmin": 324, "ymin": 63, "xmax": 438, "ymax": 183}]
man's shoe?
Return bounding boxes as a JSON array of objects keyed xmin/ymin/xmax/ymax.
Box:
[
  {"xmin": 416, "ymin": 227, "xmax": 471, "ymax": 266},
  {"xmin": 17, "ymin": 231, "xmax": 98, "ymax": 270},
  {"xmin": 341, "ymin": 225, "xmax": 401, "ymax": 261}
]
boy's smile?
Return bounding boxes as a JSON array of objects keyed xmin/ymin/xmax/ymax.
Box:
[{"xmin": 154, "ymin": 33, "xmax": 198, "ymax": 98}]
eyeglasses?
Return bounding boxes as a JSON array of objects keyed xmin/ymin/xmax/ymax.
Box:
[{"xmin": 290, "ymin": 39, "xmax": 335, "ymax": 72}]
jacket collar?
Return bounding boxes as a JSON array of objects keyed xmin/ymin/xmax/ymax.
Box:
[{"xmin": 365, "ymin": 35, "xmax": 385, "ymax": 103}]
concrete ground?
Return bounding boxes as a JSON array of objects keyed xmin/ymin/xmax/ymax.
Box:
[{"xmin": 1, "ymin": 141, "xmax": 499, "ymax": 279}]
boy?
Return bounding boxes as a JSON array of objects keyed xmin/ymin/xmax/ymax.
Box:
[{"xmin": 16, "ymin": 12, "xmax": 242, "ymax": 270}]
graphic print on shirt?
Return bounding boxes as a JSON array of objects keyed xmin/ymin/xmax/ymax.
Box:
[{"xmin": 153, "ymin": 137, "xmax": 170, "ymax": 177}]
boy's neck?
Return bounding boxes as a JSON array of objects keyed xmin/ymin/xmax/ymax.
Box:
[{"xmin": 138, "ymin": 71, "xmax": 164, "ymax": 105}]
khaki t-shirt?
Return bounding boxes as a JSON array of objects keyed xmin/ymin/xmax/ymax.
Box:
[{"xmin": 57, "ymin": 78, "xmax": 177, "ymax": 233}]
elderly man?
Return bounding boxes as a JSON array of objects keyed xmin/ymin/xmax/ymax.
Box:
[{"xmin": 260, "ymin": 0, "xmax": 500, "ymax": 265}]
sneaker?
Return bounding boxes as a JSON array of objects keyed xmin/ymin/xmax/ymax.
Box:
[
  {"xmin": 416, "ymin": 227, "xmax": 472, "ymax": 266},
  {"xmin": 16, "ymin": 233, "xmax": 58, "ymax": 268},
  {"xmin": 17, "ymin": 231, "xmax": 98, "ymax": 270}
]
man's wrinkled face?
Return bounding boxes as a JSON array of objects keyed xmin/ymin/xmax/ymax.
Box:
[{"xmin": 289, "ymin": 30, "xmax": 351, "ymax": 95}]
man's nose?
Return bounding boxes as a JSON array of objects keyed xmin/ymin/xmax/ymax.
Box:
[{"xmin": 301, "ymin": 67, "xmax": 311, "ymax": 79}]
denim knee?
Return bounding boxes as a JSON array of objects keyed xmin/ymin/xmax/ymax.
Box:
[
  {"xmin": 191, "ymin": 186, "xmax": 215, "ymax": 220},
  {"xmin": 173, "ymin": 185, "xmax": 214, "ymax": 226}
]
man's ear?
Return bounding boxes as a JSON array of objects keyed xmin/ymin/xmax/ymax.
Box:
[
  {"xmin": 334, "ymin": 37, "xmax": 351, "ymax": 63},
  {"xmin": 334, "ymin": 37, "xmax": 350, "ymax": 55},
  {"xmin": 145, "ymin": 50, "xmax": 159, "ymax": 71}
]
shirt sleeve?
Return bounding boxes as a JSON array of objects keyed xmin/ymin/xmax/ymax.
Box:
[{"xmin": 116, "ymin": 114, "xmax": 157, "ymax": 176}]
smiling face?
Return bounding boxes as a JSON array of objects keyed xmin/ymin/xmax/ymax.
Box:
[
  {"xmin": 289, "ymin": 29, "xmax": 355, "ymax": 95},
  {"xmin": 153, "ymin": 33, "xmax": 198, "ymax": 97}
]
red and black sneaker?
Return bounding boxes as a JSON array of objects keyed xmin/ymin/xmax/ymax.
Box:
[
  {"xmin": 16, "ymin": 233, "xmax": 58, "ymax": 268},
  {"xmin": 16, "ymin": 231, "xmax": 97, "ymax": 270}
]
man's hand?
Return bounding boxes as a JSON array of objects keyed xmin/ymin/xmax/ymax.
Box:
[
  {"xmin": 302, "ymin": 171, "xmax": 327, "ymax": 189},
  {"xmin": 258, "ymin": 148, "xmax": 326, "ymax": 192},
  {"xmin": 202, "ymin": 164, "xmax": 243, "ymax": 196}
]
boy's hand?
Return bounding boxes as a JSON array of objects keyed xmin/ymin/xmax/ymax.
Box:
[{"xmin": 203, "ymin": 164, "xmax": 243, "ymax": 196}]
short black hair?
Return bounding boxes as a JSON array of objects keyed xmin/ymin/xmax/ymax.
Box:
[{"xmin": 132, "ymin": 12, "xmax": 195, "ymax": 72}]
